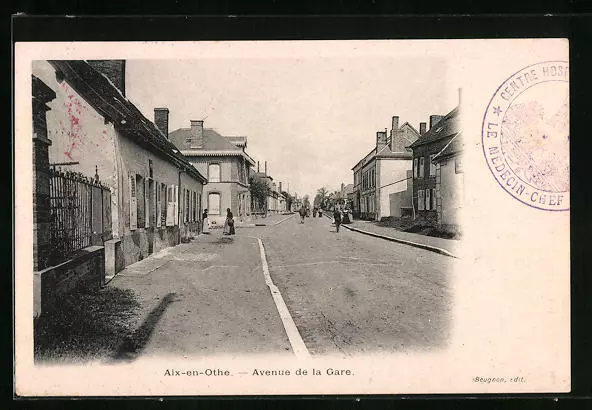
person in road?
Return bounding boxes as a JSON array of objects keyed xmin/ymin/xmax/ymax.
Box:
[
  {"xmin": 202, "ymin": 209, "xmax": 210, "ymax": 234},
  {"xmin": 298, "ymin": 205, "xmax": 307, "ymax": 224},
  {"xmin": 333, "ymin": 207, "xmax": 343, "ymax": 233},
  {"xmin": 223, "ymin": 208, "xmax": 235, "ymax": 235}
]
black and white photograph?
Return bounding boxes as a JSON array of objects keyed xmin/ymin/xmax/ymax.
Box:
[{"xmin": 15, "ymin": 39, "xmax": 570, "ymax": 396}]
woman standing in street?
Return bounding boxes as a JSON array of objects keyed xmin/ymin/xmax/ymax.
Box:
[
  {"xmin": 202, "ymin": 209, "xmax": 210, "ymax": 234},
  {"xmin": 223, "ymin": 208, "xmax": 235, "ymax": 235}
]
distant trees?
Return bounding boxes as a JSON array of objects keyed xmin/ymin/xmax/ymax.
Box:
[
  {"xmin": 249, "ymin": 175, "xmax": 270, "ymax": 213},
  {"xmin": 281, "ymin": 191, "xmax": 294, "ymax": 211},
  {"xmin": 302, "ymin": 194, "xmax": 311, "ymax": 209}
]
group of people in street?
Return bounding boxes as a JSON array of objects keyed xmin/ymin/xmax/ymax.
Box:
[
  {"xmin": 201, "ymin": 208, "xmax": 235, "ymax": 236},
  {"xmin": 298, "ymin": 205, "xmax": 344, "ymax": 233}
]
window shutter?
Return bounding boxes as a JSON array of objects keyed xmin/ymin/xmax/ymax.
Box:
[
  {"xmin": 144, "ymin": 179, "xmax": 150, "ymax": 228},
  {"xmin": 129, "ymin": 175, "xmax": 137, "ymax": 230},
  {"xmin": 166, "ymin": 185, "xmax": 175, "ymax": 226},
  {"xmin": 173, "ymin": 185, "xmax": 179, "ymax": 226},
  {"xmin": 418, "ymin": 189, "xmax": 425, "ymax": 211},
  {"xmin": 419, "ymin": 157, "xmax": 425, "ymax": 178},
  {"xmin": 156, "ymin": 181, "xmax": 161, "ymax": 228},
  {"xmin": 426, "ymin": 188, "xmax": 431, "ymax": 210}
]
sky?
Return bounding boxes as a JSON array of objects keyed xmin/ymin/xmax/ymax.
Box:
[{"xmin": 126, "ymin": 54, "xmax": 458, "ymax": 199}]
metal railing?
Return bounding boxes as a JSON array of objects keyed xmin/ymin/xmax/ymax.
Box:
[{"xmin": 47, "ymin": 168, "xmax": 112, "ymax": 266}]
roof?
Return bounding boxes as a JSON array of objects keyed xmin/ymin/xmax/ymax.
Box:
[
  {"xmin": 48, "ymin": 60, "xmax": 207, "ymax": 184},
  {"xmin": 409, "ymin": 106, "xmax": 460, "ymax": 149},
  {"xmin": 432, "ymin": 132, "xmax": 463, "ymax": 162},
  {"xmin": 169, "ymin": 128, "xmax": 256, "ymax": 166},
  {"xmin": 225, "ymin": 136, "xmax": 247, "ymax": 148}
]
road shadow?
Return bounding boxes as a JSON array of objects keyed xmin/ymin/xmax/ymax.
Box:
[{"xmin": 110, "ymin": 292, "xmax": 177, "ymax": 362}]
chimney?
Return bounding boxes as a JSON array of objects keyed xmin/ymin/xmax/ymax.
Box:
[
  {"xmin": 419, "ymin": 122, "xmax": 427, "ymax": 135},
  {"xmin": 264, "ymin": 161, "xmax": 267, "ymax": 176},
  {"xmin": 190, "ymin": 120, "xmax": 204, "ymax": 148},
  {"xmin": 279, "ymin": 182, "xmax": 282, "ymax": 193},
  {"xmin": 429, "ymin": 115, "xmax": 444, "ymax": 130},
  {"xmin": 87, "ymin": 60, "xmax": 126, "ymax": 96},
  {"xmin": 154, "ymin": 108, "xmax": 169, "ymax": 139},
  {"xmin": 257, "ymin": 161, "xmax": 260, "ymax": 173},
  {"xmin": 391, "ymin": 116, "xmax": 399, "ymax": 132},
  {"xmin": 376, "ymin": 130, "xmax": 388, "ymax": 151},
  {"xmin": 458, "ymin": 87, "xmax": 463, "ymax": 106}
]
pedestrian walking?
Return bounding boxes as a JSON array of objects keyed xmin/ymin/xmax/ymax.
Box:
[
  {"xmin": 333, "ymin": 207, "xmax": 343, "ymax": 233},
  {"xmin": 202, "ymin": 209, "xmax": 210, "ymax": 234},
  {"xmin": 298, "ymin": 205, "xmax": 307, "ymax": 224},
  {"xmin": 223, "ymin": 208, "xmax": 235, "ymax": 235}
]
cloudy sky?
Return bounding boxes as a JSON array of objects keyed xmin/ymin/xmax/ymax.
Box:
[{"xmin": 126, "ymin": 52, "xmax": 457, "ymax": 198}]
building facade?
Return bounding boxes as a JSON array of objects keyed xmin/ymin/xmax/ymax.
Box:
[
  {"xmin": 33, "ymin": 60, "xmax": 207, "ymax": 278},
  {"xmin": 169, "ymin": 122, "xmax": 255, "ymax": 227},
  {"xmin": 352, "ymin": 116, "xmax": 420, "ymax": 221},
  {"xmin": 409, "ymin": 106, "xmax": 461, "ymax": 225}
]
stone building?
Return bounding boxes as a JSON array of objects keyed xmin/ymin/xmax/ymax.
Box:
[
  {"xmin": 351, "ymin": 116, "xmax": 420, "ymax": 220},
  {"xmin": 32, "ymin": 60, "xmax": 207, "ymax": 312},
  {"xmin": 168, "ymin": 121, "xmax": 255, "ymax": 227},
  {"xmin": 408, "ymin": 104, "xmax": 462, "ymax": 227}
]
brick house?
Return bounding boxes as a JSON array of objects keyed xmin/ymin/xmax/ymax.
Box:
[
  {"xmin": 351, "ymin": 116, "xmax": 420, "ymax": 221},
  {"xmin": 32, "ymin": 60, "xmax": 207, "ymax": 301},
  {"xmin": 168, "ymin": 121, "xmax": 255, "ymax": 227},
  {"xmin": 408, "ymin": 105, "xmax": 461, "ymax": 224}
]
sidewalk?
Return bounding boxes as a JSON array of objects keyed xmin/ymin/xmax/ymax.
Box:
[
  {"xmin": 340, "ymin": 218, "xmax": 459, "ymax": 258},
  {"xmin": 106, "ymin": 233, "xmax": 292, "ymax": 359}
]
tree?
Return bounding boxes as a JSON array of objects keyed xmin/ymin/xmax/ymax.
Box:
[
  {"xmin": 314, "ymin": 187, "xmax": 329, "ymax": 209},
  {"xmin": 249, "ymin": 176, "xmax": 271, "ymax": 214},
  {"xmin": 302, "ymin": 194, "xmax": 311, "ymax": 209},
  {"xmin": 281, "ymin": 191, "xmax": 294, "ymax": 211}
]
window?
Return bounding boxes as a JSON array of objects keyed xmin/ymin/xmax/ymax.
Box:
[
  {"xmin": 208, "ymin": 163, "xmax": 221, "ymax": 182},
  {"xmin": 129, "ymin": 175, "xmax": 137, "ymax": 230},
  {"xmin": 425, "ymin": 188, "xmax": 431, "ymax": 210},
  {"xmin": 160, "ymin": 183, "xmax": 166, "ymax": 226},
  {"xmin": 418, "ymin": 189, "xmax": 425, "ymax": 211},
  {"xmin": 192, "ymin": 191, "xmax": 197, "ymax": 221},
  {"xmin": 419, "ymin": 157, "xmax": 425, "ymax": 178},
  {"xmin": 413, "ymin": 158, "xmax": 418, "ymax": 178},
  {"xmin": 432, "ymin": 188, "xmax": 437, "ymax": 210},
  {"xmin": 455, "ymin": 157, "xmax": 463, "ymax": 173},
  {"xmin": 166, "ymin": 185, "xmax": 178, "ymax": 226},
  {"xmin": 209, "ymin": 192, "xmax": 221, "ymax": 215},
  {"xmin": 136, "ymin": 175, "xmax": 145, "ymax": 228},
  {"xmin": 429, "ymin": 155, "xmax": 436, "ymax": 176},
  {"xmin": 148, "ymin": 179, "xmax": 155, "ymax": 227}
]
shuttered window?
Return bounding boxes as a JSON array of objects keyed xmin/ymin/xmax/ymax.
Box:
[{"xmin": 418, "ymin": 189, "xmax": 425, "ymax": 211}]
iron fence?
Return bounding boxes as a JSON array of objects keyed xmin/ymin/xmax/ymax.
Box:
[{"xmin": 47, "ymin": 168, "xmax": 112, "ymax": 266}]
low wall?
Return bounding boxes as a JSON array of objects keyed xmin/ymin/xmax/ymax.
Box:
[{"xmin": 33, "ymin": 245, "xmax": 105, "ymax": 317}]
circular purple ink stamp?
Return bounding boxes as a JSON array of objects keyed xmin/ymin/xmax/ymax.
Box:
[{"xmin": 482, "ymin": 61, "xmax": 569, "ymax": 211}]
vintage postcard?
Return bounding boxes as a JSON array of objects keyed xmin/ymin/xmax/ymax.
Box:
[{"xmin": 14, "ymin": 39, "xmax": 569, "ymax": 396}]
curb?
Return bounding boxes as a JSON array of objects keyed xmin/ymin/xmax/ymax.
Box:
[{"xmin": 323, "ymin": 214, "xmax": 457, "ymax": 258}]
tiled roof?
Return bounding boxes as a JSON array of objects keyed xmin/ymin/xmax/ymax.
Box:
[
  {"xmin": 168, "ymin": 127, "xmax": 242, "ymax": 151},
  {"xmin": 409, "ymin": 106, "xmax": 460, "ymax": 149},
  {"xmin": 432, "ymin": 132, "xmax": 463, "ymax": 161},
  {"xmin": 169, "ymin": 127, "xmax": 256, "ymax": 165},
  {"xmin": 225, "ymin": 136, "xmax": 247, "ymax": 148}
]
